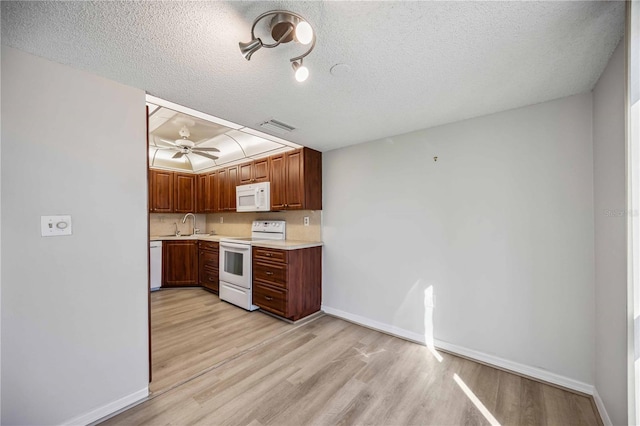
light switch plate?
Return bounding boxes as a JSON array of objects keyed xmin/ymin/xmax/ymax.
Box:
[{"xmin": 41, "ymin": 215, "xmax": 72, "ymax": 237}]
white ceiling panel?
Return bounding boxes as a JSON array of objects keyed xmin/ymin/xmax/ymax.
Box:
[{"xmin": 224, "ymin": 130, "xmax": 283, "ymax": 157}]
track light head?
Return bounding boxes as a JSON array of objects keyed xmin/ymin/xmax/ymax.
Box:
[{"xmin": 239, "ymin": 38, "xmax": 263, "ymax": 61}]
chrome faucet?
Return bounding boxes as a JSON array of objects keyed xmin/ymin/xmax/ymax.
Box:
[
  {"xmin": 182, "ymin": 213, "xmax": 197, "ymax": 235},
  {"xmin": 173, "ymin": 222, "xmax": 180, "ymax": 236}
]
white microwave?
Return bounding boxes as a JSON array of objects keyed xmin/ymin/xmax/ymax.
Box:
[{"xmin": 236, "ymin": 182, "xmax": 270, "ymax": 212}]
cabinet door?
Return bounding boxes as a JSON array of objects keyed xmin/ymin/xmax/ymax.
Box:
[
  {"xmin": 207, "ymin": 172, "xmax": 217, "ymax": 213},
  {"xmin": 174, "ymin": 173, "xmax": 196, "ymax": 213},
  {"xmin": 285, "ymin": 149, "xmax": 304, "ymax": 209},
  {"xmin": 238, "ymin": 161, "xmax": 254, "ymax": 185},
  {"xmin": 148, "ymin": 170, "xmax": 153, "ymax": 212},
  {"xmin": 270, "ymin": 154, "xmax": 286, "ymax": 210},
  {"xmin": 196, "ymin": 174, "xmax": 207, "ymax": 213},
  {"xmin": 254, "ymin": 158, "xmax": 270, "ymax": 183},
  {"xmin": 163, "ymin": 241, "xmax": 198, "ymax": 286},
  {"xmin": 226, "ymin": 165, "xmax": 238, "ymax": 211},
  {"xmin": 216, "ymin": 168, "xmax": 227, "ymax": 212},
  {"xmin": 150, "ymin": 170, "xmax": 174, "ymax": 212}
]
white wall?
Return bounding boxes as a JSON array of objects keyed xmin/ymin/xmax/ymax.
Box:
[
  {"xmin": 593, "ymin": 41, "xmax": 627, "ymax": 425},
  {"xmin": 1, "ymin": 47, "xmax": 149, "ymax": 424},
  {"xmin": 323, "ymin": 93, "xmax": 595, "ymax": 386}
]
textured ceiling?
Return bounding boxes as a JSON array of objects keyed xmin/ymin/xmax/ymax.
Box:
[{"xmin": 1, "ymin": 1, "xmax": 625, "ymax": 152}]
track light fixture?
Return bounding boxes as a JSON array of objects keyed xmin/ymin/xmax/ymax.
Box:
[{"xmin": 239, "ymin": 10, "xmax": 316, "ymax": 82}]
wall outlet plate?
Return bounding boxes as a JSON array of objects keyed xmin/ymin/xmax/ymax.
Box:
[
  {"xmin": 303, "ymin": 216, "xmax": 310, "ymax": 226},
  {"xmin": 41, "ymin": 215, "xmax": 72, "ymax": 237}
]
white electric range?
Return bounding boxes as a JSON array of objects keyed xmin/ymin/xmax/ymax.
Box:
[{"xmin": 219, "ymin": 220, "xmax": 286, "ymax": 310}]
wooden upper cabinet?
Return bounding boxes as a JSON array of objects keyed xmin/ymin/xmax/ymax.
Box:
[
  {"xmin": 270, "ymin": 154, "xmax": 287, "ymax": 210},
  {"xmin": 150, "ymin": 169, "xmax": 174, "ymax": 212},
  {"xmin": 269, "ymin": 148, "xmax": 322, "ymax": 211},
  {"xmin": 206, "ymin": 172, "xmax": 217, "ymax": 213},
  {"xmin": 195, "ymin": 172, "xmax": 217, "ymax": 213},
  {"xmin": 285, "ymin": 149, "xmax": 304, "ymax": 209},
  {"xmin": 196, "ymin": 173, "xmax": 207, "ymax": 213},
  {"xmin": 238, "ymin": 162, "xmax": 254, "ymax": 185},
  {"xmin": 150, "ymin": 147, "xmax": 320, "ymax": 213},
  {"xmin": 254, "ymin": 157, "xmax": 270, "ymax": 183},
  {"xmin": 226, "ymin": 165, "xmax": 238, "ymax": 211},
  {"xmin": 149, "ymin": 169, "xmax": 198, "ymax": 213},
  {"xmin": 216, "ymin": 168, "xmax": 226, "ymax": 212},
  {"xmin": 174, "ymin": 173, "xmax": 196, "ymax": 213},
  {"xmin": 238, "ymin": 158, "xmax": 271, "ymax": 185}
]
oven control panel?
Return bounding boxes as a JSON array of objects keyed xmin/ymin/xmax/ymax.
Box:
[{"xmin": 252, "ymin": 220, "xmax": 286, "ymax": 233}]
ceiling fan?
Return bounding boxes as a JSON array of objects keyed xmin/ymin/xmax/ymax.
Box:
[{"xmin": 156, "ymin": 126, "xmax": 220, "ymax": 161}]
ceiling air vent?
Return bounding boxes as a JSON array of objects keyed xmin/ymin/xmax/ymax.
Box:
[{"xmin": 259, "ymin": 119, "xmax": 295, "ymax": 134}]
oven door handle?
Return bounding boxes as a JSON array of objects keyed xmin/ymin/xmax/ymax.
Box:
[{"xmin": 220, "ymin": 242, "xmax": 251, "ymax": 251}]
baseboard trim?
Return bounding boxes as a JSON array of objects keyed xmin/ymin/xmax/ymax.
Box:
[
  {"xmin": 61, "ymin": 387, "xmax": 149, "ymax": 426},
  {"xmin": 321, "ymin": 305, "xmax": 594, "ymax": 395},
  {"xmin": 593, "ymin": 388, "xmax": 613, "ymax": 426}
]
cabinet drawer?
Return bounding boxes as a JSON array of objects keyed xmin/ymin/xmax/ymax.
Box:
[
  {"xmin": 200, "ymin": 267, "xmax": 219, "ymax": 292},
  {"xmin": 199, "ymin": 250, "xmax": 219, "ymax": 269},
  {"xmin": 253, "ymin": 247, "xmax": 287, "ymax": 263},
  {"xmin": 253, "ymin": 261, "xmax": 287, "ymax": 288},
  {"xmin": 199, "ymin": 241, "xmax": 219, "ymax": 251},
  {"xmin": 253, "ymin": 283, "xmax": 287, "ymax": 317}
]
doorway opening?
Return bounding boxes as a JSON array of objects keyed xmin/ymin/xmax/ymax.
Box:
[{"xmin": 144, "ymin": 95, "xmax": 302, "ymax": 394}]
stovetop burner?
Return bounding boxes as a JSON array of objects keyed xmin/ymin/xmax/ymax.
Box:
[
  {"xmin": 221, "ymin": 221, "xmax": 287, "ymax": 244},
  {"xmin": 222, "ymin": 237, "xmax": 271, "ymax": 243}
]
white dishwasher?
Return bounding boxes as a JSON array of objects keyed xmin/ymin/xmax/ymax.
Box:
[{"xmin": 150, "ymin": 241, "xmax": 162, "ymax": 291}]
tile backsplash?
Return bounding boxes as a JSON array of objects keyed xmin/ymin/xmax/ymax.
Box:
[
  {"xmin": 207, "ymin": 210, "xmax": 322, "ymax": 241},
  {"xmin": 149, "ymin": 213, "xmax": 208, "ymax": 236},
  {"xmin": 150, "ymin": 211, "xmax": 322, "ymax": 241}
]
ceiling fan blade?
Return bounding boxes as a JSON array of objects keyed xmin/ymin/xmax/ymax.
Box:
[
  {"xmin": 157, "ymin": 138, "xmax": 179, "ymax": 147},
  {"xmin": 192, "ymin": 147, "xmax": 220, "ymax": 152},
  {"xmin": 172, "ymin": 151, "xmax": 185, "ymax": 159},
  {"xmin": 193, "ymin": 151, "xmax": 219, "ymax": 161}
]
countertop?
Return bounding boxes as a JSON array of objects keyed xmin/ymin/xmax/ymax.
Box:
[
  {"xmin": 250, "ymin": 240, "xmax": 323, "ymax": 250},
  {"xmin": 150, "ymin": 234, "xmax": 323, "ymax": 250},
  {"xmin": 150, "ymin": 234, "xmax": 228, "ymax": 242}
]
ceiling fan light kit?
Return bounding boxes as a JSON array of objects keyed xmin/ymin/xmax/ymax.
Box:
[{"xmin": 239, "ymin": 10, "xmax": 316, "ymax": 82}]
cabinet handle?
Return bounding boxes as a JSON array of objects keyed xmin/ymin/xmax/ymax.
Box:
[
  {"xmin": 265, "ymin": 296, "xmax": 273, "ymax": 301},
  {"xmin": 265, "ymin": 253, "xmax": 272, "ymax": 257},
  {"xmin": 209, "ymin": 277, "xmax": 215, "ymax": 281},
  {"xmin": 265, "ymin": 271, "xmax": 273, "ymax": 276}
]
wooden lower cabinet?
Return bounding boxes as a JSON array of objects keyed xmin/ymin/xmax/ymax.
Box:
[
  {"xmin": 198, "ymin": 241, "xmax": 219, "ymax": 293},
  {"xmin": 252, "ymin": 246, "xmax": 322, "ymax": 321},
  {"xmin": 162, "ymin": 240, "xmax": 198, "ymax": 286},
  {"xmin": 253, "ymin": 283, "xmax": 287, "ymax": 317}
]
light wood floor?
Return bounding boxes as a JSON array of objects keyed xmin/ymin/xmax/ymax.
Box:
[
  {"xmin": 149, "ymin": 288, "xmax": 295, "ymax": 394},
  {"xmin": 106, "ymin": 289, "xmax": 601, "ymax": 425}
]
